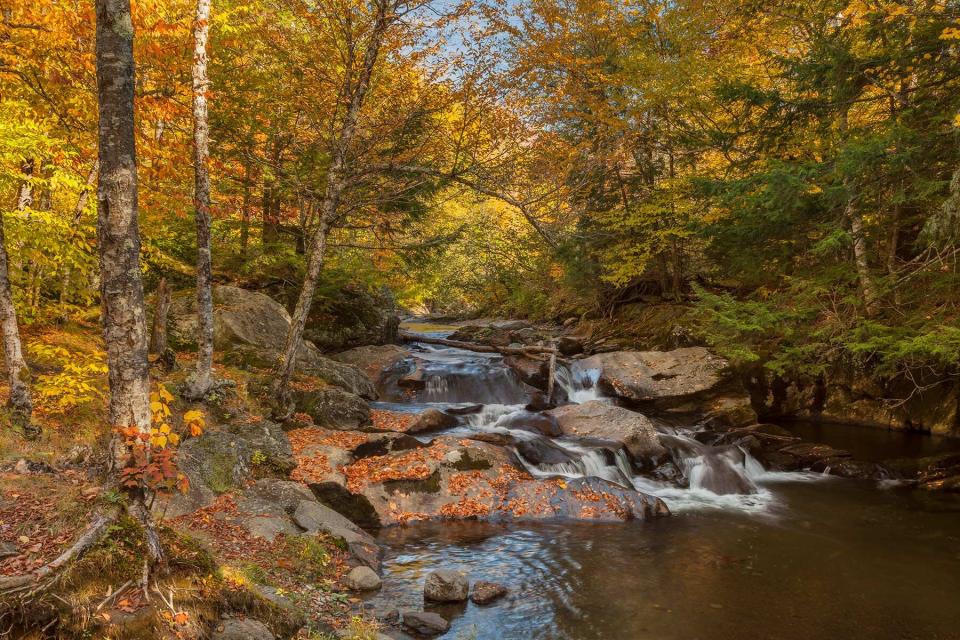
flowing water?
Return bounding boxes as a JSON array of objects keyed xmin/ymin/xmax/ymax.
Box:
[{"xmin": 364, "ymin": 324, "xmax": 960, "ymax": 639}]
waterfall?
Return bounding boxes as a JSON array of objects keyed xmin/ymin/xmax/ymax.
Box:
[{"xmin": 554, "ymin": 364, "xmax": 602, "ymax": 404}]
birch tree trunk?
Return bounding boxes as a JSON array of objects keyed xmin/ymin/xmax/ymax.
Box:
[
  {"xmin": 95, "ymin": 0, "xmax": 152, "ymax": 458},
  {"xmin": 273, "ymin": 0, "xmax": 393, "ymax": 409},
  {"xmin": 185, "ymin": 0, "xmax": 215, "ymax": 399},
  {"xmin": 96, "ymin": 0, "xmax": 164, "ymax": 573},
  {"xmin": 0, "ymin": 205, "xmax": 31, "ymax": 421}
]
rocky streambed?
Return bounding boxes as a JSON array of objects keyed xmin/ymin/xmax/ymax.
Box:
[{"xmin": 154, "ymin": 293, "xmax": 960, "ymax": 638}]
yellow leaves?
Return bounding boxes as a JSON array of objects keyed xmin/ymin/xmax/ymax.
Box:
[
  {"xmin": 953, "ymin": 113, "xmax": 960, "ymax": 128},
  {"xmin": 184, "ymin": 409, "xmax": 205, "ymax": 437},
  {"xmin": 940, "ymin": 26, "xmax": 960, "ymax": 40}
]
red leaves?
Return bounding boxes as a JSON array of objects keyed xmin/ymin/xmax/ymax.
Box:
[{"xmin": 370, "ymin": 409, "xmax": 415, "ymax": 433}]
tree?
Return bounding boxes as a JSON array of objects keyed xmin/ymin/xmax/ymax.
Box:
[
  {"xmin": 272, "ymin": 0, "xmax": 401, "ymax": 408},
  {"xmin": 95, "ymin": 0, "xmax": 163, "ymax": 567},
  {"xmin": 185, "ymin": 0, "xmax": 216, "ymax": 399},
  {"xmin": 0, "ymin": 173, "xmax": 31, "ymax": 423}
]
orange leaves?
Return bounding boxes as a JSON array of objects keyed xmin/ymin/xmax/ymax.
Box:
[
  {"xmin": 370, "ymin": 409, "xmax": 415, "ymax": 433},
  {"xmin": 343, "ymin": 449, "xmax": 434, "ymax": 493}
]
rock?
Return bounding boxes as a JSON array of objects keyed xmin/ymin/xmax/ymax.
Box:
[
  {"xmin": 470, "ymin": 581, "xmax": 508, "ymax": 605},
  {"xmin": 343, "ymin": 565, "xmax": 382, "ymax": 591},
  {"xmin": 212, "ymin": 618, "xmax": 275, "ymax": 640},
  {"xmin": 515, "ymin": 437, "xmax": 577, "ymax": 466},
  {"xmin": 299, "ymin": 356, "xmax": 377, "ymax": 400},
  {"xmin": 555, "ymin": 336, "xmax": 584, "ymax": 356},
  {"xmin": 402, "ymin": 611, "xmax": 449, "ymax": 636},
  {"xmin": 225, "ymin": 419, "xmax": 295, "ymax": 474},
  {"xmin": 161, "ymin": 430, "xmax": 252, "ymax": 518},
  {"xmin": 292, "ymin": 387, "xmax": 371, "ymax": 430},
  {"xmin": 491, "ymin": 320, "xmax": 530, "ymax": 331},
  {"xmin": 12, "ymin": 459, "xmax": 54, "ymax": 474},
  {"xmin": 579, "ymin": 348, "xmax": 731, "ymax": 403},
  {"xmin": 333, "ymin": 345, "xmax": 410, "ymax": 384},
  {"xmin": 293, "ymin": 499, "xmax": 382, "ymax": 569},
  {"xmin": 548, "ymin": 401, "xmax": 665, "ymax": 461},
  {"xmin": 499, "ymin": 412, "xmax": 561, "ymax": 437},
  {"xmin": 407, "ymin": 408, "xmax": 457, "ymax": 434},
  {"xmin": 327, "ymin": 436, "xmax": 668, "ymax": 527},
  {"xmin": 246, "ymin": 479, "xmax": 316, "ymax": 512},
  {"xmin": 424, "ymin": 569, "xmax": 469, "ymax": 602},
  {"xmin": 446, "ymin": 404, "xmax": 484, "ymax": 415},
  {"xmin": 504, "ymin": 355, "xmax": 550, "ymax": 390}
]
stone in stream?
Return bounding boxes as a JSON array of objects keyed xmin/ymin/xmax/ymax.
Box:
[
  {"xmin": 407, "ymin": 408, "xmax": 458, "ymax": 434},
  {"xmin": 333, "ymin": 344, "xmax": 410, "ymax": 386},
  {"xmin": 424, "ymin": 569, "xmax": 469, "ymax": 602},
  {"xmin": 500, "ymin": 411, "xmax": 562, "ymax": 437},
  {"xmin": 504, "ymin": 354, "xmax": 550, "ymax": 390},
  {"xmin": 446, "ymin": 403, "xmax": 484, "ymax": 416},
  {"xmin": 515, "ymin": 437, "xmax": 577, "ymax": 466},
  {"xmin": 343, "ymin": 565, "xmax": 382, "ymax": 591},
  {"xmin": 471, "ymin": 581, "xmax": 508, "ymax": 605},
  {"xmin": 555, "ymin": 336, "xmax": 584, "ymax": 356},
  {"xmin": 402, "ymin": 611, "xmax": 450, "ymax": 636},
  {"xmin": 548, "ymin": 401, "xmax": 665, "ymax": 461}
]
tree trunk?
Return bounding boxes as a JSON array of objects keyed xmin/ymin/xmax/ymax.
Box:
[
  {"xmin": 149, "ymin": 277, "xmax": 171, "ymax": 355},
  {"xmin": 15, "ymin": 160, "xmax": 34, "ymax": 211},
  {"xmin": 0, "ymin": 208, "xmax": 31, "ymax": 421},
  {"xmin": 239, "ymin": 160, "xmax": 251, "ymax": 260},
  {"xmin": 95, "ymin": 0, "xmax": 152, "ymax": 458},
  {"xmin": 186, "ymin": 0, "xmax": 215, "ymax": 399},
  {"xmin": 838, "ymin": 108, "xmax": 878, "ymax": 316},
  {"xmin": 273, "ymin": 0, "xmax": 394, "ymax": 409}
]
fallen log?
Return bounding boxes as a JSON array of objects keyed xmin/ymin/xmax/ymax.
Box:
[{"xmin": 400, "ymin": 331, "xmax": 558, "ymax": 358}]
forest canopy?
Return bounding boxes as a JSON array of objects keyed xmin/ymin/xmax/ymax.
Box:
[{"xmin": 4, "ymin": 0, "xmax": 960, "ymax": 387}]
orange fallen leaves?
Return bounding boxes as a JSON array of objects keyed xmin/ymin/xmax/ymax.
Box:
[{"xmin": 370, "ymin": 409, "xmax": 415, "ymax": 433}]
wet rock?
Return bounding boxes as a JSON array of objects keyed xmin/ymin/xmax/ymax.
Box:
[
  {"xmin": 515, "ymin": 437, "xmax": 577, "ymax": 466},
  {"xmin": 775, "ymin": 442, "xmax": 852, "ymax": 468},
  {"xmin": 467, "ymin": 432, "xmax": 517, "ymax": 447},
  {"xmin": 212, "ymin": 618, "xmax": 275, "ymax": 640},
  {"xmin": 525, "ymin": 391, "xmax": 556, "ymax": 412},
  {"xmin": 499, "ymin": 412, "xmax": 561, "ymax": 437},
  {"xmin": 343, "ymin": 565, "xmax": 382, "ymax": 591},
  {"xmin": 292, "ymin": 387, "xmax": 370, "ymax": 430},
  {"xmin": 446, "ymin": 404, "xmax": 484, "ymax": 415},
  {"xmin": 555, "ymin": 336, "xmax": 584, "ymax": 356},
  {"xmin": 579, "ymin": 348, "xmax": 732, "ymax": 403},
  {"xmin": 470, "ymin": 581, "xmax": 508, "ymax": 605},
  {"xmin": 402, "ymin": 611, "xmax": 449, "ymax": 636},
  {"xmin": 810, "ymin": 457, "xmax": 888, "ymax": 480},
  {"xmin": 407, "ymin": 408, "xmax": 457, "ymax": 434},
  {"xmin": 398, "ymin": 368, "xmax": 427, "ymax": 390},
  {"xmin": 504, "ymin": 355, "xmax": 550, "ymax": 390},
  {"xmin": 548, "ymin": 401, "xmax": 665, "ymax": 461},
  {"xmin": 424, "ymin": 569, "xmax": 469, "ymax": 602},
  {"xmin": 334, "ymin": 344, "xmax": 410, "ymax": 384}
]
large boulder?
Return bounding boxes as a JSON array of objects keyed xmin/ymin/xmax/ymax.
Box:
[
  {"xmin": 342, "ymin": 566, "xmax": 382, "ymax": 591},
  {"xmin": 169, "ymin": 285, "xmax": 295, "ymax": 353},
  {"xmin": 212, "ymin": 619, "xmax": 274, "ymax": 640},
  {"xmin": 579, "ymin": 348, "xmax": 731, "ymax": 404},
  {"xmin": 336, "ymin": 436, "xmax": 668, "ymax": 526},
  {"xmin": 547, "ymin": 401, "xmax": 665, "ymax": 461},
  {"xmin": 402, "ymin": 611, "xmax": 449, "ymax": 636},
  {"xmin": 333, "ymin": 344, "xmax": 410, "ymax": 385},
  {"xmin": 292, "ymin": 387, "xmax": 370, "ymax": 430},
  {"xmin": 159, "ymin": 420, "xmax": 299, "ymax": 519},
  {"xmin": 169, "ymin": 285, "xmax": 374, "ymax": 398}
]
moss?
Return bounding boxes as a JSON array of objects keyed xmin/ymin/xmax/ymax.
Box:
[
  {"xmin": 450, "ymin": 452, "xmax": 493, "ymax": 471},
  {"xmin": 383, "ymin": 469, "xmax": 442, "ymax": 494}
]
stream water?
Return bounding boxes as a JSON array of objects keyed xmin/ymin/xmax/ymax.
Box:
[{"xmin": 365, "ymin": 324, "xmax": 960, "ymax": 640}]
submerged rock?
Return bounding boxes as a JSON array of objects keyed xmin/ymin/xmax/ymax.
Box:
[
  {"xmin": 424, "ymin": 569, "xmax": 469, "ymax": 602},
  {"xmin": 548, "ymin": 401, "xmax": 665, "ymax": 461},
  {"xmin": 402, "ymin": 611, "xmax": 450, "ymax": 636},
  {"xmin": 471, "ymin": 581, "xmax": 508, "ymax": 605}
]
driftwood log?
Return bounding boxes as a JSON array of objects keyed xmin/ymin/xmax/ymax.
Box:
[{"xmin": 400, "ymin": 331, "xmax": 558, "ymax": 358}]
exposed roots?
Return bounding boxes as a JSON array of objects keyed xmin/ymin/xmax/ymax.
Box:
[{"xmin": 0, "ymin": 508, "xmax": 119, "ymax": 599}]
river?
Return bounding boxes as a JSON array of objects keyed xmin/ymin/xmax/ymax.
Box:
[{"xmin": 362, "ymin": 324, "xmax": 960, "ymax": 640}]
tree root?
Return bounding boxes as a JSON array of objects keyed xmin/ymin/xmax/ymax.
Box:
[
  {"xmin": 0, "ymin": 508, "xmax": 119, "ymax": 598},
  {"xmin": 0, "ymin": 496, "xmax": 165, "ymax": 605}
]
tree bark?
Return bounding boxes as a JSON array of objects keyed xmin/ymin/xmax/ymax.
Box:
[
  {"xmin": 186, "ymin": 0, "xmax": 215, "ymax": 399},
  {"xmin": 95, "ymin": 0, "xmax": 152, "ymax": 456},
  {"xmin": 149, "ymin": 277, "xmax": 171, "ymax": 355},
  {"xmin": 0, "ymin": 204, "xmax": 31, "ymax": 420},
  {"xmin": 273, "ymin": 0, "xmax": 394, "ymax": 409}
]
